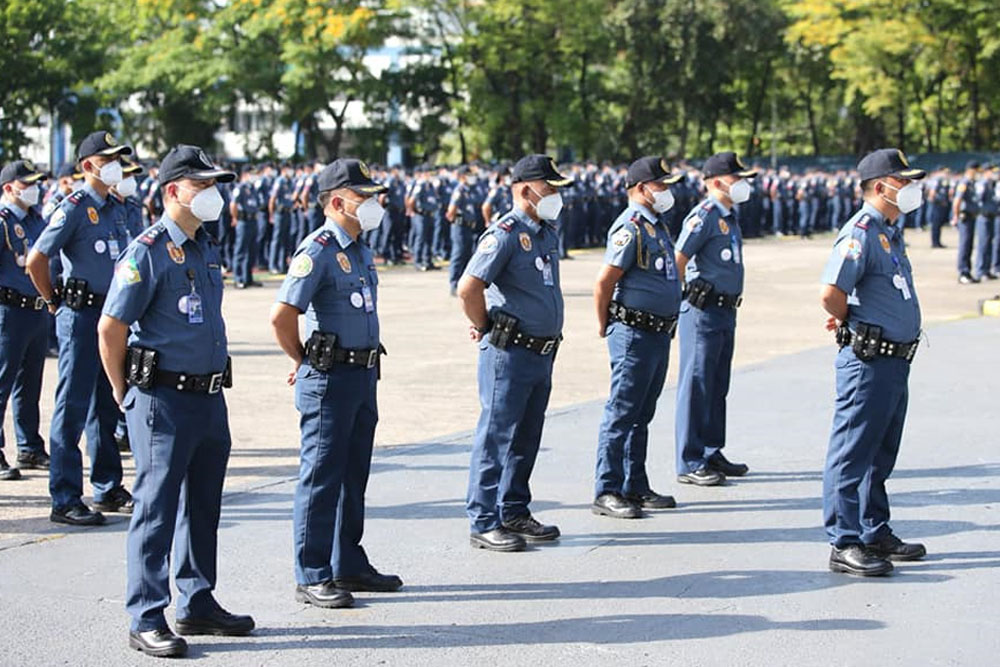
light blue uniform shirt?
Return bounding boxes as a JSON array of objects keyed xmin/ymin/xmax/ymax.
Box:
[
  {"xmin": 676, "ymin": 196, "xmax": 745, "ymax": 296},
  {"xmin": 604, "ymin": 202, "xmax": 682, "ymax": 318}
]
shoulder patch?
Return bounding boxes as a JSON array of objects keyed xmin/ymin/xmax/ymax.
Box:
[
  {"xmin": 478, "ymin": 234, "xmax": 499, "ymax": 254},
  {"xmin": 313, "ymin": 229, "xmax": 336, "ymax": 247},
  {"xmin": 116, "ymin": 257, "xmax": 142, "ymax": 286},
  {"xmin": 137, "ymin": 224, "xmax": 166, "ymax": 246},
  {"xmin": 838, "ymin": 238, "xmax": 863, "ymax": 261},
  {"xmin": 611, "ymin": 228, "xmax": 633, "ymax": 248},
  {"xmin": 288, "ymin": 253, "xmax": 314, "ymax": 278}
]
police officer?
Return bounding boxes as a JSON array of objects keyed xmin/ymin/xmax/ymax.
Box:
[
  {"xmin": 27, "ymin": 131, "xmax": 132, "ymax": 525},
  {"xmin": 407, "ymin": 167, "xmax": 439, "ymax": 271},
  {"xmin": 974, "ymin": 165, "xmax": 999, "ymax": 281},
  {"xmin": 457, "ymin": 154, "xmax": 570, "ymax": 552},
  {"xmin": 926, "ymin": 169, "xmax": 951, "ymax": 249},
  {"xmin": 0, "ymin": 160, "xmax": 52, "ymax": 481},
  {"xmin": 270, "ymin": 158, "xmax": 402, "ymax": 610},
  {"xmin": 230, "ymin": 166, "xmax": 262, "ymax": 289},
  {"xmin": 268, "ymin": 163, "xmax": 296, "ymax": 274},
  {"xmin": 98, "ymin": 145, "xmax": 254, "ymax": 657},
  {"xmin": 446, "ymin": 166, "xmax": 485, "ymax": 296},
  {"xmin": 674, "ymin": 151, "xmax": 754, "ymax": 487},
  {"xmin": 819, "ymin": 148, "xmax": 927, "ymax": 577},
  {"xmin": 952, "ymin": 161, "xmax": 980, "ymax": 284},
  {"xmin": 592, "ymin": 157, "xmax": 683, "ymax": 519},
  {"xmin": 481, "ymin": 166, "xmax": 512, "ymax": 224}
]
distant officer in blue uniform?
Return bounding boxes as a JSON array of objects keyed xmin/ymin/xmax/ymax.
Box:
[
  {"xmin": 482, "ymin": 166, "xmax": 512, "ymax": 224},
  {"xmin": 270, "ymin": 158, "xmax": 402, "ymax": 610},
  {"xmin": 230, "ymin": 166, "xmax": 262, "ymax": 289},
  {"xmin": 952, "ymin": 161, "xmax": 980, "ymax": 284},
  {"xmin": 925, "ymin": 170, "xmax": 950, "ymax": 248},
  {"xmin": 27, "ymin": 131, "xmax": 132, "ymax": 525},
  {"xmin": 674, "ymin": 151, "xmax": 754, "ymax": 487},
  {"xmin": 592, "ymin": 157, "xmax": 683, "ymax": 519},
  {"xmin": 268, "ymin": 163, "xmax": 296, "ymax": 273},
  {"xmin": 98, "ymin": 145, "xmax": 254, "ymax": 657},
  {"xmin": 406, "ymin": 167, "xmax": 439, "ymax": 271},
  {"xmin": 819, "ymin": 148, "xmax": 928, "ymax": 577},
  {"xmin": 380, "ymin": 166, "xmax": 407, "ymax": 265},
  {"xmin": 973, "ymin": 165, "xmax": 999, "ymax": 281},
  {"xmin": 457, "ymin": 154, "xmax": 570, "ymax": 552},
  {"xmin": 446, "ymin": 166, "xmax": 486, "ymax": 296},
  {"xmin": 0, "ymin": 160, "xmax": 51, "ymax": 481}
]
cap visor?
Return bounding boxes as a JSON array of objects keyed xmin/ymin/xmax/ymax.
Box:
[
  {"xmin": 349, "ymin": 183, "xmax": 388, "ymax": 195},
  {"xmin": 895, "ymin": 168, "xmax": 926, "ymax": 180},
  {"xmin": 545, "ymin": 177, "xmax": 573, "ymax": 188},
  {"xmin": 97, "ymin": 145, "xmax": 133, "ymax": 157},
  {"xmin": 188, "ymin": 168, "xmax": 236, "ymax": 183}
]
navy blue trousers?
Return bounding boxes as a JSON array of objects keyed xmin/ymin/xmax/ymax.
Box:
[{"xmin": 0, "ymin": 305, "xmax": 48, "ymax": 455}]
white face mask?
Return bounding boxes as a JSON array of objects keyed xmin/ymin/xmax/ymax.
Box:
[
  {"xmin": 346, "ymin": 196, "xmax": 385, "ymax": 232},
  {"xmin": 881, "ymin": 181, "xmax": 923, "ymax": 214},
  {"xmin": 116, "ymin": 176, "xmax": 137, "ymax": 198},
  {"xmin": 18, "ymin": 184, "xmax": 40, "ymax": 207},
  {"xmin": 647, "ymin": 187, "xmax": 675, "ymax": 213},
  {"xmin": 528, "ymin": 185, "xmax": 563, "ymax": 221},
  {"xmin": 726, "ymin": 178, "xmax": 752, "ymax": 204},
  {"xmin": 180, "ymin": 184, "xmax": 225, "ymax": 221},
  {"xmin": 96, "ymin": 160, "xmax": 123, "ymax": 186}
]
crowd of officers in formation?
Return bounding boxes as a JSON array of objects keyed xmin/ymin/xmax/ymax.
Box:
[{"xmin": 0, "ymin": 130, "xmax": 944, "ymax": 658}]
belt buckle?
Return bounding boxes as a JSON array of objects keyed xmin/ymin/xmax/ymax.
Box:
[
  {"xmin": 539, "ymin": 340, "xmax": 555, "ymax": 356},
  {"xmin": 34, "ymin": 297, "xmax": 45, "ymax": 310},
  {"xmin": 365, "ymin": 349, "xmax": 378, "ymax": 369},
  {"xmin": 208, "ymin": 372, "xmax": 224, "ymax": 394}
]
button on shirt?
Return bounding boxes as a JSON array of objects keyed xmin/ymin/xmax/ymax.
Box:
[
  {"xmin": 464, "ymin": 206, "xmax": 563, "ymax": 338},
  {"xmin": 605, "ymin": 203, "xmax": 682, "ymax": 318},
  {"xmin": 676, "ymin": 196, "xmax": 745, "ymax": 296},
  {"xmin": 821, "ymin": 203, "xmax": 921, "ymax": 343},
  {"xmin": 103, "ymin": 215, "xmax": 228, "ymax": 375},
  {"xmin": 0, "ymin": 202, "xmax": 45, "ymax": 295},
  {"xmin": 276, "ymin": 220, "xmax": 380, "ymax": 350},
  {"xmin": 33, "ymin": 183, "xmax": 129, "ymax": 294}
]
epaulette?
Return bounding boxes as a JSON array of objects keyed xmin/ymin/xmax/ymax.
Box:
[
  {"xmin": 496, "ymin": 219, "xmax": 514, "ymax": 232},
  {"xmin": 628, "ymin": 209, "xmax": 642, "ymax": 224},
  {"xmin": 0, "ymin": 208, "xmax": 12, "ymax": 221},
  {"xmin": 137, "ymin": 223, "xmax": 166, "ymax": 246},
  {"xmin": 66, "ymin": 191, "xmax": 86, "ymax": 206},
  {"xmin": 313, "ymin": 229, "xmax": 336, "ymax": 247},
  {"xmin": 854, "ymin": 214, "xmax": 871, "ymax": 231}
]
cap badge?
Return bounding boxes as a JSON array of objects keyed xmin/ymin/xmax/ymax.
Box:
[
  {"xmin": 197, "ymin": 149, "xmax": 212, "ymax": 168},
  {"xmin": 104, "ymin": 132, "xmax": 116, "ymax": 146},
  {"xmin": 660, "ymin": 158, "xmax": 669, "ymax": 173},
  {"xmin": 359, "ymin": 161, "xmax": 371, "ymax": 179},
  {"xmin": 897, "ymin": 150, "xmax": 909, "ymax": 167},
  {"xmin": 735, "ymin": 155, "xmax": 746, "ymax": 169},
  {"xmin": 23, "ymin": 159, "xmax": 34, "ymax": 172}
]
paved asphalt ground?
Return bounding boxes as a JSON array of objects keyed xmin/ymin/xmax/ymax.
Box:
[{"xmin": 1, "ymin": 227, "xmax": 998, "ymax": 665}]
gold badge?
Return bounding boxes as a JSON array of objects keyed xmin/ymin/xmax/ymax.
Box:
[
  {"xmin": 897, "ymin": 150, "xmax": 909, "ymax": 167},
  {"xmin": 87, "ymin": 207, "xmax": 99, "ymax": 224},
  {"xmin": 660, "ymin": 158, "xmax": 669, "ymax": 173},
  {"xmin": 719, "ymin": 219, "xmax": 730, "ymax": 234},
  {"xmin": 736, "ymin": 155, "xmax": 746, "ymax": 169},
  {"xmin": 549, "ymin": 158, "xmax": 558, "ymax": 173},
  {"xmin": 13, "ymin": 223, "xmax": 25, "ymax": 239},
  {"xmin": 359, "ymin": 161, "xmax": 371, "ymax": 179},
  {"xmin": 23, "ymin": 159, "xmax": 34, "ymax": 172},
  {"xmin": 879, "ymin": 234, "xmax": 891, "ymax": 253},
  {"xmin": 519, "ymin": 232, "xmax": 532, "ymax": 252},
  {"xmin": 644, "ymin": 222, "xmax": 657, "ymax": 237},
  {"xmin": 105, "ymin": 132, "xmax": 116, "ymax": 146},
  {"xmin": 336, "ymin": 252, "xmax": 352, "ymax": 273},
  {"xmin": 166, "ymin": 240, "xmax": 186, "ymax": 264}
]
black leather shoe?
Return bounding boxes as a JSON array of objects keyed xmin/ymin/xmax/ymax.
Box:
[
  {"xmin": 829, "ymin": 545, "xmax": 894, "ymax": 576},
  {"xmin": 502, "ymin": 514, "xmax": 560, "ymax": 542},
  {"xmin": 958, "ymin": 273, "xmax": 979, "ymax": 284},
  {"xmin": 677, "ymin": 467, "xmax": 725, "ymax": 486},
  {"xmin": 626, "ymin": 489, "xmax": 677, "ymax": 509},
  {"xmin": 0, "ymin": 451, "xmax": 21, "ymax": 481},
  {"xmin": 470, "ymin": 528, "xmax": 526, "ymax": 552},
  {"xmin": 129, "ymin": 628, "xmax": 188, "ymax": 658},
  {"xmin": 16, "ymin": 450, "xmax": 49, "ymax": 470},
  {"xmin": 593, "ymin": 493, "xmax": 642, "ymax": 519},
  {"xmin": 334, "ymin": 571, "xmax": 403, "ymax": 592},
  {"xmin": 295, "ymin": 581, "xmax": 355, "ymax": 608},
  {"xmin": 865, "ymin": 534, "xmax": 926, "ymax": 561},
  {"xmin": 175, "ymin": 607, "xmax": 255, "ymax": 636},
  {"xmin": 93, "ymin": 486, "xmax": 134, "ymax": 514},
  {"xmin": 50, "ymin": 503, "xmax": 105, "ymax": 526},
  {"xmin": 707, "ymin": 452, "xmax": 749, "ymax": 477}
]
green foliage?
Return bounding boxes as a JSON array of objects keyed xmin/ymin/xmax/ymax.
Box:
[{"xmin": 3, "ymin": 0, "xmax": 1000, "ymax": 163}]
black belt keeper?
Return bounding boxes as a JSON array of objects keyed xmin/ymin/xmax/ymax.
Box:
[
  {"xmin": 304, "ymin": 331, "xmax": 385, "ymax": 371},
  {"xmin": 62, "ymin": 277, "xmax": 105, "ymax": 310},
  {"xmin": 838, "ymin": 324, "xmax": 919, "ymax": 363},
  {"xmin": 608, "ymin": 302, "xmax": 678, "ymax": 335},
  {"xmin": 0, "ymin": 286, "xmax": 45, "ymax": 311}
]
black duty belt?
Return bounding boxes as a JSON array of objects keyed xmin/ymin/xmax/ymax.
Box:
[
  {"xmin": 839, "ymin": 328, "xmax": 919, "ymax": 363},
  {"xmin": 509, "ymin": 331, "xmax": 561, "ymax": 356},
  {"xmin": 0, "ymin": 287, "xmax": 45, "ymax": 311},
  {"xmin": 62, "ymin": 278, "xmax": 105, "ymax": 310},
  {"xmin": 608, "ymin": 302, "xmax": 678, "ymax": 335},
  {"xmin": 304, "ymin": 335, "xmax": 384, "ymax": 370},
  {"xmin": 155, "ymin": 368, "xmax": 232, "ymax": 394},
  {"xmin": 684, "ymin": 278, "xmax": 742, "ymax": 310}
]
